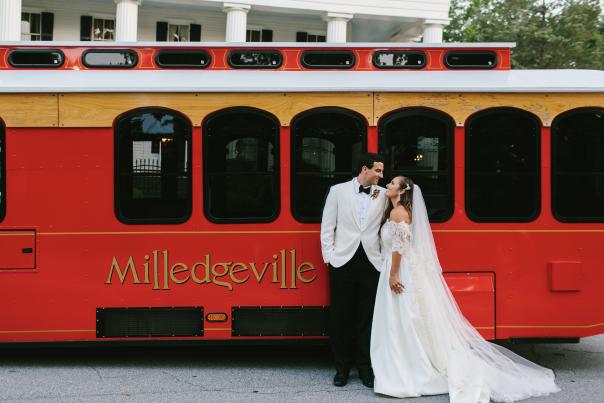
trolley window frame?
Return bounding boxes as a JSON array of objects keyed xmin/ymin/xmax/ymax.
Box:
[
  {"xmin": 7, "ymin": 48, "xmax": 65, "ymax": 68},
  {"xmin": 465, "ymin": 107, "xmax": 542, "ymax": 222},
  {"xmin": 300, "ymin": 50, "xmax": 356, "ymax": 69},
  {"xmin": 154, "ymin": 49, "xmax": 212, "ymax": 69},
  {"xmin": 378, "ymin": 107, "xmax": 455, "ymax": 222},
  {"xmin": 444, "ymin": 50, "xmax": 498, "ymax": 70},
  {"xmin": 551, "ymin": 107, "xmax": 604, "ymax": 223},
  {"xmin": 372, "ymin": 50, "xmax": 427, "ymax": 70},
  {"xmin": 82, "ymin": 48, "xmax": 139, "ymax": 69},
  {"xmin": 114, "ymin": 107, "xmax": 193, "ymax": 225},
  {"xmin": 202, "ymin": 107, "xmax": 281, "ymax": 224},
  {"xmin": 227, "ymin": 49, "xmax": 283, "ymax": 69},
  {"xmin": 290, "ymin": 107, "xmax": 368, "ymax": 223},
  {"xmin": 0, "ymin": 123, "xmax": 5, "ymax": 222}
]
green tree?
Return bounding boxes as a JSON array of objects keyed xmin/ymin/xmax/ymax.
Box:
[{"xmin": 444, "ymin": 0, "xmax": 604, "ymax": 69}]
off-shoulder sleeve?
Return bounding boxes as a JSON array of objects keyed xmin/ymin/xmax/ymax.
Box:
[{"xmin": 390, "ymin": 221, "xmax": 412, "ymax": 256}]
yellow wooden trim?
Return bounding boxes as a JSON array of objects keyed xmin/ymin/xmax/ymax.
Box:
[
  {"xmin": 0, "ymin": 329, "xmax": 96, "ymax": 334},
  {"xmin": 205, "ymin": 328, "xmax": 232, "ymax": 331},
  {"xmin": 0, "ymin": 94, "xmax": 58, "ymax": 128},
  {"xmin": 374, "ymin": 92, "xmax": 604, "ymax": 127},
  {"xmin": 0, "ymin": 232, "xmax": 35, "ymax": 236},
  {"xmin": 58, "ymin": 92, "xmax": 374, "ymax": 128}
]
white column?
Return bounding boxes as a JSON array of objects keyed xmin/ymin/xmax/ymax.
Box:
[
  {"xmin": 323, "ymin": 12, "xmax": 352, "ymax": 43},
  {"xmin": 223, "ymin": 2, "xmax": 250, "ymax": 42},
  {"xmin": 0, "ymin": 0, "xmax": 22, "ymax": 41},
  {"xmin": 422, "ymin": 20, "xmax": 447, "ymax": 43},
  {"xmin": 115, "ymin": 0, "xmax": 141, "ymax": 42}
]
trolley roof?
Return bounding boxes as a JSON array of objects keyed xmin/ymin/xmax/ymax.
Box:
[{"xmin": 0, "ymin": 69, "xmax": 603, "ymax": 93}]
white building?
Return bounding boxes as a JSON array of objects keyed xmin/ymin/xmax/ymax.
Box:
[{"xmin": 0, "ymin": 0, "xmax": 451, "ymax": 44}]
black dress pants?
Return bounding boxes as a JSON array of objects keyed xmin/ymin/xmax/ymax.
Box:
[{"xmin": 329, "ymin": 245, "xmax": 380, "ymax": 372}]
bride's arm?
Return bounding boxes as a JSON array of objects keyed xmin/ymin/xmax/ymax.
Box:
[{"xmin": 389, "ymin": 208, "xmax": 409, "ymax": 294}]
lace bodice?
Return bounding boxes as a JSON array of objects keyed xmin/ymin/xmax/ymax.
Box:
[{"xmin": 380, "ymin": 220, "xmax": 412, "ymax": 256}]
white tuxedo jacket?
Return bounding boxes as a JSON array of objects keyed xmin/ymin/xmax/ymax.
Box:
[{"xmin": 320, "ymin": 179, "xmax": 387, "ymax": 271}]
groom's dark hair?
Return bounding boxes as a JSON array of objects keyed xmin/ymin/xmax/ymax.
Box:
[{"xmin": 357, "ymin": 153, "xmax": 385, "ymax": 174}]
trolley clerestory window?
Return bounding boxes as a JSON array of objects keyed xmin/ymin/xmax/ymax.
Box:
[
  {"xmin": 291, "ymin": 108, "xmax": 367, "ymax": 222},
  {"xmin": 378, "ymin": 108, "xmax": 454, "ymax": 222},
  {"xmin": 83, "ymin": 49, "xmax": 138, "ymax": 68},
  {"xmin": 465, "ymin": 108, "xmax": 541, "ymax": 222},
  {"xmin": 445, "ymin": 51, "xmax": 497, "ymax": 69},
  {"xmin": 300, "ymin": 50, "xmax": 355, "ymax": 69},
  {"xmin": 228, "ymin": 50, "xmax": 282, "ymax": 68},
  {"xmin": 115, "ymin": 108, "xmax": 192, "ymax": 224},
  {"xmin": 373, "ymin": 51, "xmax": 426, "ymax": 69},
  {"xmin": 155, "ymin": 49, "xmax": 211, "ymax": 68},
  {"xmin": 203, "ymin": 107, "xmax": 280, "ymax": 223},
  {"xmin": 552, "ymin": 108, "xmax": 604, "ymax": 222},
  {"xmin": 8, "ymin": 49, "xmax": 64, "ymax": 68}
]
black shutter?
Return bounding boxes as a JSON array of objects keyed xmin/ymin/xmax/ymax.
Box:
[
  {"xmin": 156, "ymin": 21, "xmax": 168, "ymax": 41},
  {"xmin": 296, "ymin": 31, "xmax": 307, "ymax": 42},
  {"xmin": 261, "ymin": 29, "xmax": 273, "ymax": 42},
  {"xmin": 80, "ymin": 16, "xmax": 92, "ymax": 41},
  {"xmin": 41, "ymin": 12, "xmax": 54, "ymax": 41},
  {"xmin": 190, "ymin": 24, "xmax": 201, "ymax": 41}
]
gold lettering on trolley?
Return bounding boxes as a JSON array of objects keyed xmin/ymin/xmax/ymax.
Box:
[{"xmin": 105, "ymin": 249, "xmax": 317, "ymax": 291}]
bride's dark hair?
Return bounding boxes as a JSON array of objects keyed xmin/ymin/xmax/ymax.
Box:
[{"xmin": 382, "ymin": 176, "xmax": 414, "ymax": 227}]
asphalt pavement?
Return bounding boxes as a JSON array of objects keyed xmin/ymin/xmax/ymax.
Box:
[{"xmin": 0, "ymin": 335, "xmax": 603, "ymax": 402}]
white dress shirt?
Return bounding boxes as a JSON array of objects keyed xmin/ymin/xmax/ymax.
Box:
[{"xmin": 352, "ymin": 177, "xmax": 371, "ymax": 228}]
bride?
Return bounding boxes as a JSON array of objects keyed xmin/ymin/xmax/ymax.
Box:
[{"xmin": 370, "ymin": 176, "xmax": 560, "ymax": 402}]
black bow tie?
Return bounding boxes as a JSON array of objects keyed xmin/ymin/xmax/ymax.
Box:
[{"xmin": 358, "ymin": 185, "xmax": 371, "ymax": 195}]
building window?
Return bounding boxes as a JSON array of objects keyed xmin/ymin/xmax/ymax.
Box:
[
  {"xmin": 115, "ymin": 109, "xmax": 192, "ymax": 224},
  {"xmin": 296, "ymin": 31, "xmax": 326, "ymax": 42},
  {"xmin": 291, "ymin": 108, "xmax": 366, "ymax": 222},
  {"xmin": 21, "ymin": 12, "xmax": 41, "ymax": 40},
  {"xmin": 379, "ymin": 108, "xmax": 454, "ymax": 222},
  {"xmin": 93, "ymin": 18, "xmax": 115, "ymax": 41},
  {"xmin": 203, "ymin": 108, "xmax": 279, "ymax": 223},
  {"xmin": 0, "ymin": 123, "xmax": 5, "ymax": 222},
  {"xmin": 465, "ymin": 108, "xmax": 541, "ymax": 222},
  {"xmin": 246, "ymin": 28, "xmax": 273, "ymax": 42},
  {"xmin": 168, "ymin": 24, "xmax": 189, "ymax": 42},
  {"xmin": 552, "ymin": 108, "xmax": 604, "ymax": 222}
]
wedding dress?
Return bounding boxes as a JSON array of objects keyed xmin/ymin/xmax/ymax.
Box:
[{"xmin": 370, "ymin": 185, "xmax": 560, "ymax": 402}]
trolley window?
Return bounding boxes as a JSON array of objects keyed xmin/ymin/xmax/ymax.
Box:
[
  {"xmin": 155, "ymin": 49, "xmax": 211, "ymax": 68},
  {"xmin": 445, "ymin": 51, "xmax": 497, "ymax": 69},
  {"xmin": 83, "ymin": 49, "xmax": 138, "ymax": 68},
  {"xmin": 0, "ymin": 124, "xmax": 4, "ymax": 222},
  {"xmin": 292, "ymin": 108, "xmax": 367, "ymax": 222},
  {"xmin": 552, "ymin": 108, "xmax": 604, "ymax": 222},
  {"xmin": 115, "ymin": 109, "xmax": 192, "ymax": 223},
  {"xmin": 466, "ymin": 108, "xmax": 541, "ymax": 222},
  {"xmin": 301, "ymin": 50, "xmax": 355, "ymax": 69},
  {"xmin": 8, "ymin": 49, "xmax": 64, "ymax": 68},
  {"xmin": 228, "ymin": 50, "xmax": 282, "ymax": 68},
  {"xmin": 378, "ymin": 108, "xmax": 454, "ymax": 222},
  {"xmin": 203, "ymin": 108, "xmax": 280, "ymax": 223},
  {"xmin": 373, "ymin": 51, "xmax": 426, "ymax": 69}
]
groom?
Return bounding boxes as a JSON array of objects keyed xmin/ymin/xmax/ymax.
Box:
[{"xmin": 321, "ymin": 153, "xmax": 387, "ymax": 388}]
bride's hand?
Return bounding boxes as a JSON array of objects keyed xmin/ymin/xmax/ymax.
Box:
[{"xmin": 389, "ymin": 273, "xmax": 404, "ymax": 294}]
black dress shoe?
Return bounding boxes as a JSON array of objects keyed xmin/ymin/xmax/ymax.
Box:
[
  {"xmin": 333, "ymin": 370, "xmax": 349, "ymax": 387},
  {"xmin": 358, "ymin": 368, "xmax": 374, "ymax": 388}
]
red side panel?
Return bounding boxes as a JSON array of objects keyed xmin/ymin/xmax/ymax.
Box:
[{"xmin": 0, "ymin": 230, "xmax": 36, "ymax": 269}]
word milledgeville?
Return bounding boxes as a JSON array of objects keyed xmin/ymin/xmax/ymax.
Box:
[{"xmin": 105, "ymin": 249, "xmax": 318, "ymax": 291}]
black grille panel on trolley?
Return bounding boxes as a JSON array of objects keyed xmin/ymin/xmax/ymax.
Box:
[
  {"xmin": 96, "ymin": 307, "xmax": 203, "ymax": 338},
  {"xmin": 232, "ymin": 306, "xmax": 328, "ymax": 336}
]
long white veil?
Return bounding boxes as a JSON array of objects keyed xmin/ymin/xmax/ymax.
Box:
[{"xmin": 409, "ymin": 185, "xmax": 559, "ymax": 403}]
